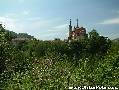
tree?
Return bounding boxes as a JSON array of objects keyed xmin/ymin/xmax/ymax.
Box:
[
  {"xmin": 0, "ymin": 24, "xmax": 13, "ymax": 73},
  {"xmin": 89, "ymin": 29, "xmax": 99, "ymax": 39},
  {"xmin": 88, "ymin": 29, "xmax": 111, "ymax": 55}
]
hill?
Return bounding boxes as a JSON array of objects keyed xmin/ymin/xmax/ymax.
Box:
[
  {"xmin": 113, "ymin": 38, "xmax": 119, "ymax": 42},
  {"xmin": 0, "ymin": 24, "xmax": 34, "ymax": 40}
]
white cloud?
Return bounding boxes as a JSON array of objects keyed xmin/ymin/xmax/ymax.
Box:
[
  {"xmin": 4, "ymin": 10, "xmax": 30, "ymax": 19},
  {"xmin": 0, "ymin": 11, "xmax": 31, "ymax": 32},
  {"xmin": 0, "ymin": 13, "xmax": 68, "ymax": 40},
  {"xmin": 5, "ymin": 13, "xmax": 18, "ymax": 18},
  {"xmin": 99, "ymin": 17, "xmax": 119, "ymax": 25},
  {"xmin": 0, "ymin": 16, "xmax": 24, "ymax": 32}
]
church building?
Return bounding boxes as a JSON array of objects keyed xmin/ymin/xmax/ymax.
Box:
[{"xmin": 68, "ymin": 19, "xmax": 87, "ymax": 41}]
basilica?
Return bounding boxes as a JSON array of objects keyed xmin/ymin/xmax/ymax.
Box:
[{"xmin": 68, "ymin": 19, "xmax": 87, "ymax": 41}]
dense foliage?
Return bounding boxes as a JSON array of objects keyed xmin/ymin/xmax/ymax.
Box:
[{"xmin": 0, "ymin": 25, "xmax": 119, "ymax": 89}]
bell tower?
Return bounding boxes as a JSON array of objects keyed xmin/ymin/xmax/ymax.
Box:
[
  {"xmin": 69, "ymin": 19, "xmax": 72, "ymax": 36},
  {"xmin": 76, "ymin": 19, "xmax": 79, "ymax": 28}
]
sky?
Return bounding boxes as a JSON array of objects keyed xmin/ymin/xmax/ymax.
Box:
[{"xmin": 0, "ymin": 0, "xmax": 119, "ymax": 40}]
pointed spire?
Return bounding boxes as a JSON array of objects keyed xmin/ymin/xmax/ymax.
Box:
[
  {"xmin": 76, "ymin": 19, "xmax": 79, "ymax": 28},
  {"xmin": 70, "ymin": 19, "xmax": 71, "ymax": 26},
  {"xmin": 69, "ymin": 19, "xmax": 72, "ymax": 32}
]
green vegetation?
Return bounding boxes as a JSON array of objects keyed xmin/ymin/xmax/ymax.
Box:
[
  {"xmin": 0, "ymin": 24, "xmax": 119, "ymax": 89},
  {"xmin": 5, "ymin": 29, "xmax": 34, "ymax": 39}
]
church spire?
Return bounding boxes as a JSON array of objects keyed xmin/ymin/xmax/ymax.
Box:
[
  {"xmin": 69, "ymin": 19, "xmax": 72, "ymax": 38},
  {"xmin": 70, "ymin": 19, "xmax": 71, "ymax": 26},
  {"xmin": 76, "ymin": 19, "xmax": 79, "ymax": 28},
  {"xmin": 69, "ymin": 19, "xmax": 72, "ymax": 31}
]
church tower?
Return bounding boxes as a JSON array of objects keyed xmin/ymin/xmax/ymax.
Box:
[
  {"xmin": 76, "ymin": 19, "xmax": 79, "ymax": 28},
  {"xmin": 69, "ymin": 19, "xmax": 72, "ymax": 32},
  {"xmin": 69, "ymin": 19, "xmax": 72, "ymax": 38},
  {"xmin": 68, "ymin": 19, "xmax": 87, "ymax": 41}
]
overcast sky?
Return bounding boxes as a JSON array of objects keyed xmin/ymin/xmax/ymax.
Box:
[{"xmin": 0, "ymin": 0, "xmax": 119, "ymax": 40}]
